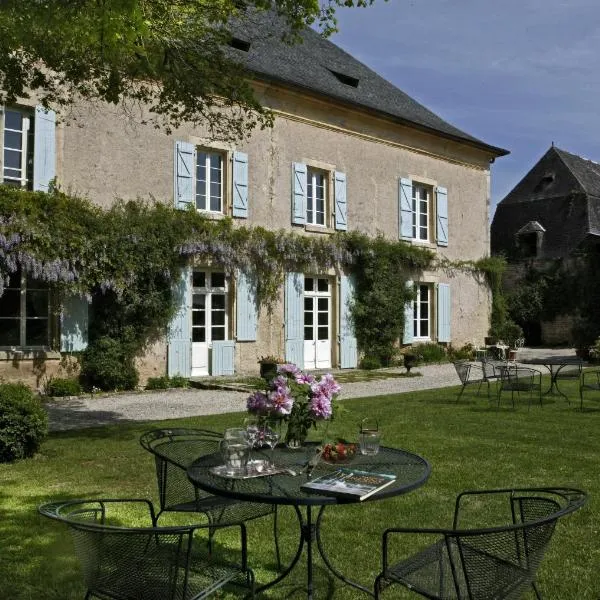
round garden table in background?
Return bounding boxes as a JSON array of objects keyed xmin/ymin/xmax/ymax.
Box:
[{"xmin": 187, "ymin": 442, "xmax": 430, "ymax": 599}]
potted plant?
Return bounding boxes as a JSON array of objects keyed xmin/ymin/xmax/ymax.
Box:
[{"xmin": 257, "ymin": 355, "xmax": 283, "ymax": 380}]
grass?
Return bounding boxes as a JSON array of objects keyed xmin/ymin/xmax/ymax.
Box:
[{"xmin": 1, "ymin": 377, "xmax": 599, "ymax": 599}]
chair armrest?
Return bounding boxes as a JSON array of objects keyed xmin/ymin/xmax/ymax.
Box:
[
  {"xmin": 581, "ymin": 369, "xmax": 600, "ymax": 387},
  {"xmin": 381, "ymin": 527, "xmax": 451, "ymax": 572}
]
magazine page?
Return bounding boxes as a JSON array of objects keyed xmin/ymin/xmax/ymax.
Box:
[{"xmin": 301, "ymin": 468, "xmax": 396, "ymax": 501}]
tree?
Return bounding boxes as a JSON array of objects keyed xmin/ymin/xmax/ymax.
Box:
[{"xmin": 0, "ymin": 0, "xmax": 375, "ymax": 141}]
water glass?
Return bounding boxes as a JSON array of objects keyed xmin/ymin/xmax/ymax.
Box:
[
  {"xmin": 220, "ymin": 428, "xmax": 250, "ymax": 476},
  {"xmin": 359, "ymin": 418, "xmax": 381, "ymax": 455}
]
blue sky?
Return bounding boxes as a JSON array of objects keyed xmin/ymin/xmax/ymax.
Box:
[{"xmin": 331, "ymin": 0, "xmax": 600, "ymax": 216}]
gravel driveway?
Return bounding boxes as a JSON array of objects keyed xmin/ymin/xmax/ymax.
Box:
[{"xmin": 46, "ymin": 363, "xmax": 458, "ymax": 432}]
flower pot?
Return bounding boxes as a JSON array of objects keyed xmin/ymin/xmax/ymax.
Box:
[
  {"xmin": 403, "ymin": 354, "xmax": 418, "ymax": 372},
  {"xmin": 259, "ymin": 362, "xmax": 278, "ymax": 380}
]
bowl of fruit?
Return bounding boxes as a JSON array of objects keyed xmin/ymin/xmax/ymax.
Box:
[{"xmin": 320, "ymin": 440, "xmax": 358, "ymax": 464}]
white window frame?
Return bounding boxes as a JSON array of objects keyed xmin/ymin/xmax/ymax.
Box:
[
  {"xmin": 191, "ymin": 270, "xmax": 229, "ymax": 344},
  {"xmin": 0, "ymin": 271, "xmax": 50, "ymax": 349},
  {"xmin": 413, "ymin": 283, "xmax": 431, "ymax": 341},
  {"xmin": 195, "ymin": 149, "xmax": 225, "ymax": 214},
  {"xmin": 306, "ymin": 167, "xmax": 328, "ymax": 227},
  {"xmin": 2, "ymin": 107, "xmax": 32, "ymax": 188},
  {"xmin": 412, "ymin": 183, "xmax": 430, "ymax": 242}
]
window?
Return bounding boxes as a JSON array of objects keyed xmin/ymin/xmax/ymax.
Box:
[
  {"xmin": 412, "ymin": 183, "xmax": 430, "ymax": 241},
  {"xmin": 196, "ymin": 150, "xmax": 224, "ymax": 213},
  {"xmin": 0, "ymin": 271, "xmax": 49, "ymax": 347},
  {"xmin": 2, "ymin": 108, "xmax": 33, "ymax": 188},
  {"xmin": 191, "ymin": 271, "xmax": 228, "ymax": 343},
  {"xmin": 307, "ymin": 167, "xmax": 327, "ymax": 227},
  {"xmin": 413, "ymin": 284, "xmax": 431, "ymax": 340}
]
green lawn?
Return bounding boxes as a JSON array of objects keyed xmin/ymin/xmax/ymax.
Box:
[{"xmin": 1, "ymin": 379, "xmax": 599, "ymax": 599}]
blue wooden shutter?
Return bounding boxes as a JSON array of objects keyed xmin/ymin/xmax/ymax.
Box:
[
  {"xmin": 212, "ymin": 340, "xmax": 235, "ymax": 375},
  {"xmin": 399, "ymin": 178, "xmax": 414, "ymax": 240},
  {"xmin": 232, "ymin": 150, "xmax": 249, "ymax": 218},
  {"xmin": 403, "ymin": 279, "xmax": 414, "ymax": 344},
  {"xmin": 285, "ymin": 272, "xmax": 304, "ymax": 367},
  {"xmin": 60, "ymin": 295, "xmax": 88, "ymax": 352},
  {"xmin": 339, "ymin": 275, "xmax": 357, "ymax": 368},
  {"xmin": 334, "ymin": 171, "xmax": 347, "ymax": 231},
  {"xmin": 436, "ymin": 186, "xmax": 448, "ymax": 247},
  {"xmin": 174, "ymin": 141, "xmax": 195, "ymax": 209},
  {"xmin": 167, "ymin": 266, "xmax": 192, "ymax": 377},
  {"xmin": 292, "ymin": 163, "xmax": 307, "ymax": 225},
  {"xmin": 437, "ymin": 283, "xmax": 451, "ymax": 342},
  {"xmin": 236, "ymin": 271, "xmax": 257, "ymax": 341},
  {"xmin": 33, "ymin": 106, "xmax": 56, "ymax": 192}
]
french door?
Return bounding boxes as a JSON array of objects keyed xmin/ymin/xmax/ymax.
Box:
[
  {"xmin": 303, "ymin": 276, "xmax": 331, "ymax": 369},
  {"xmin": 191, "ymin": 270, "xmax": 227, "ymax": 376}
]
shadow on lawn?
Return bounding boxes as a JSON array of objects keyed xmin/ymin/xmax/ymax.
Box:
[{"xmin": 44, "ymin": 398, "xmax": 139, "ymax": 432}]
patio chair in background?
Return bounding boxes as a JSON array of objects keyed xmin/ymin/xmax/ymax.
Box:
[
  {"xmin": 38, "ymin": 498, "xmax": 255, "ymax": 600},
  {"xmin": 453, "ymin": 360, "xmax": 491, "ymax": 400},
  {"xmin": 497, "ymin": 366, "xmax": 542, "ymax": 408},
  {"xmin": 140, "ymin": 428, "xmax": 280, "ymax": 569},
  {"xmin": 374, "ymin": 487, "xmax": 587, "ymax": 600},
  {"xmin": 579, "ymin": 369, "xmax": 600, "ymax": 409}
]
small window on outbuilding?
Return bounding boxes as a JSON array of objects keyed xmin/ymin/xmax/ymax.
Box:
[
  {"xmin": 516, "ymin": 221, "xmax": 545, "ymax": 258},
  {"xmin": 533, "ymin": 172, "xmax": 555, "ymax": 193}
]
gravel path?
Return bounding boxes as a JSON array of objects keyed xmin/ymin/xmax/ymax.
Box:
[
  {"xmin": 45, "ymin": 348, "xmax": 576, "ymax": 431},
  {"xmin": 46, "ymin": 363, "xmax": 459, "ymax": 432}
]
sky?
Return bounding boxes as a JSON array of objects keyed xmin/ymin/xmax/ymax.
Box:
[{"xmin": 330, "ymin": 0, "xmax": 600, "ymax": 216}]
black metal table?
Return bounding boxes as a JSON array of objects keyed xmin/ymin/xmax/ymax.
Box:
[
  {"xmin": 187, "ymin": 442, "xmax": 430, "ymax": 599},
  {"xmin": 521, "ymin": 356, "xmax": 584, "ymax": 398}
]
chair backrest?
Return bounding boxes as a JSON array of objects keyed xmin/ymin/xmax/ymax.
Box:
[
  {"xmin": 447, "ymin": 488, "xmax": 586, "ymax": 600},
  {"xmin": 140, "ymin": 428, "xmax": 223, "ymax": 512},
  {"xmin": 39, "ymin": 499, "xmax": 194, "ymax": 600},
  {"xmin": 453, "ymin": 361, "xmax": 471, "ymax": 385}
]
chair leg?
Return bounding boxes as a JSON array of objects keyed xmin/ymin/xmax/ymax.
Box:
[
  {"xmin": 457, "ymin": 384, "xmax": 466, "ymax": 401},
  {"xmin": 532, "ymin": 580, "xmax": 544, "ymax": 599}
]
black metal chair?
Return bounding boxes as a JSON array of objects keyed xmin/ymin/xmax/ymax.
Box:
[
  {"xmin": 39, "ymin": 498, "xmax": 255, "ymax": 600},
  {"xmin": 453, "ymin": 361, "xmax": 490, "ymax": 400},
  {"xmin": 497, "ymin": 366, "xmax": 542, "ymax": 408},
  {"xmin": 374, "ymin": 487, "xmax": 587, "ymax": 600},
  {"xmin": 140, "ymin": 428, "xmax": 280, "ymax": 568},
  {"xmin": 579, "ymin": 369, "xmax": 600, "ymax": 409}
]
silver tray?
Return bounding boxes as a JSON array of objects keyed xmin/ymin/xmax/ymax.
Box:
[{"xmin": 209, "ymin": 459, "xmax": 289, "ymax": 479}]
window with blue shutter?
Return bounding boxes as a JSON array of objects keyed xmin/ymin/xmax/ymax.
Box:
[
  {"xmin": 437, "ymin": 283, "xmax": 451, "ymax": 342},
  {"xmin": 212, "ymin": 340, "xmax": 235, "ymax": 375},
  {"xmin": 33, "ymin": 106, "xmax": 56, "ymax": 192},
  {"xmin": 339, "ymin": 275, "xmax": 357, "ymax": 368},
  {"xmin": 236, "ymin": 271, "xmax": 257, "ymax": 341},
  {"xmin": 403, "ymin": 279, "xmax": 414, "ymax": 344},
  {"xmin": 167, "ymin": 266, "xmax": 192, "ymax": 377},
  {"xmin": 232, "ymin": 150, "xmax": 249, "ymax": 218},
  {"xmin": 285, "ymin": 272, "xmax": 304, "ymax": 367},
  {"xmin": 60, "ymin": 295, "xmax": 88, "ymax": 352},
  {"xmin": 292, "ymin": 163, "xmax": 307, "ymax": 225},
  {"xmin": 334, "ymin": 171, "xmax": 347, "ymax": 231},
  {"xmin": 399, "ymin": 178, "xmax": 414, "ymax": 240},
  {"xmin": 436, "ymin": 186, "xmax": 448, "ymax": 246},
  {"xmin": 174, "ymin": 141, "xmax": 195, "ymax": 209}
]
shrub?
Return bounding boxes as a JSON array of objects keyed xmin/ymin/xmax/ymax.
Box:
[
  {"xmin": 45, "ymin": 377, "xmax": 81, "ymax": 397},
  {"xmin": 80, "ymin": 336, "xmax": 139, "ymax": 391},
  {"xmin": 169, "ymin": 375, "xmax": 189, "ymax": 388},
  {"xmin": 0, "ymin": 382, "xmax": 48, "ymax": 462},
  {"xmin": 146, "ymin": 376, "xmax": 170, "ymax": 390},
  {"xmin": 414, "ymin": 342, "xmax": 447, "ymax": 364},
  {"xmin": 359, "ymin": 355, "xmax": 382, "ymax": 370}
]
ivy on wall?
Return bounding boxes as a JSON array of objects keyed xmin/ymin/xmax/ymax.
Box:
[{"xmin": 0, "ymin": 186, "xmax": 499, "ymax": 365}]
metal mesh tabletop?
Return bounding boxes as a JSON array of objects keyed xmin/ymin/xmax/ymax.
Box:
[{"xmin": 187, "ymin": 443, "xmax": 430, "ymax": 506}]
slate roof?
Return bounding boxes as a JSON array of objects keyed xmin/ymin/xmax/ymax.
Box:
[
  {"xmin": 228, "ymin": 11, "xmax": 508, "ymax": 157},
  {"xmin": 491, "ymin": 146, "xmax": 600, "ymax": 259}
]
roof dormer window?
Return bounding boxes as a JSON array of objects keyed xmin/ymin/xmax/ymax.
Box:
[{"xmin": 328, "ymin": 69, "xmax": 359, "ymax": 88}]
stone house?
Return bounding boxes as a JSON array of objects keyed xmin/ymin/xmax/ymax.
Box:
[
  {"xmin": 491, "ymin": 145, "xmax": 600, "ymax": 344},
  {"xmin": 0, "ymin": 11, "xmax": 507, "ymax": 386}
]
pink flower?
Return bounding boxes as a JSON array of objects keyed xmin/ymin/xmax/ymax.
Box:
[
  {"xmin": 295, "ymin": 372, "xmax": 316, "ymax": 385},
  {"xmin": 268, "ymin": 388, "xmax": 294, "ymax": 416},
  {"xmin": 247, "ymin": 391, "xmax": 269, "ymax": 414},
  {"xmin": 309, "ymin": 393, "xmax": 332, "ymax": 419},
  {"xmin": 277, "ymin": 363, "xmax": 301, "ymax": 376}
]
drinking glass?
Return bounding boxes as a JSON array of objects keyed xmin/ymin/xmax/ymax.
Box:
[
  {"xmin": 245, "ymin": 419, "xmax": 261, "ymax": 465},
  {"xmin": 262, "ymin": 427, "xmax": 280, "ymax": 466},
  {"xmin": 359, "ymin": 418, "xmax": 380, "ymax": 455}
]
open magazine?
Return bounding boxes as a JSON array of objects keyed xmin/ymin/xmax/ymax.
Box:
[{"xmin": 301, "ymin": 468, "xmax": 396, "ymax": 501}]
